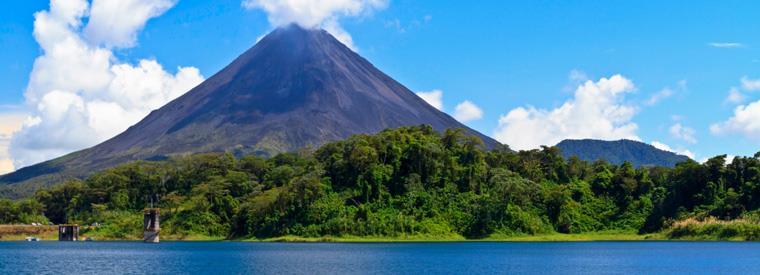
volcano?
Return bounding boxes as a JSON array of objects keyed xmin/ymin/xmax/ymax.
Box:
[{"xmin": 0, "ymin": 25, "xmax": 501, "ymax": 197}]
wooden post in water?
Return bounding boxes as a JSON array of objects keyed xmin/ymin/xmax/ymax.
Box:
[
  {"xmin": 143, "ymin": 208, "xmax": 160, "ymax": 243},
  {"xmin": 58, "ymin": 224, "xmax": 79, "ymax": 241}
]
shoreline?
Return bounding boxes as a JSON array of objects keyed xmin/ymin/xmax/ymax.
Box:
[
  {"xmin": 2, "ymin": 225, "xmax": 755, "ymax": 242},
  {"xmin": 0, "ymin": 231, "xmax": 708, "ymax": 242},
  {"xmin": 3, "ymin": 237, "xmax": 756, "ymax": 242},
  {"xmin": 256, "ymin": 232, "xmax": 663, "ymax": 243}
]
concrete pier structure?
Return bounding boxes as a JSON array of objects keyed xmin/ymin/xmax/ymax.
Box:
[
  {"xmin": 58, "ymin": 224, "xmax": 79, "ymax": 241},
  {"xmin": 143, "ymin": 208, "xmax": 160, "ymax": 243}
]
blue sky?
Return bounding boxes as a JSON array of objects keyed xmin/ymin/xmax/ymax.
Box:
[{"xmin": 1, "ymin": 0, "xmax": 759, "ymax": 173}]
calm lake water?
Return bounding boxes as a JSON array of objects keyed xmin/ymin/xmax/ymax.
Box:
[{"xmin": 1, "ymin": 241, "xmax": 759, "ymax": 274}]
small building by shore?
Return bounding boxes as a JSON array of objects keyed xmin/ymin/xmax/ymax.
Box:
[
  {"xmin": 58, "ymin": 224, "xmax": 79, "ymax": 241},
  {"xmin": 143, "ymin": 208, "xmax": 160, "ymax": 243}
]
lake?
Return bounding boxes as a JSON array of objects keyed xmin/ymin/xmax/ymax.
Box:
[{"xmin": 1, "ymin": 241, "xmax": 759, "ymax": 274}]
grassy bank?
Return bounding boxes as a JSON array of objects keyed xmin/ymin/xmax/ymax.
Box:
[
  {"xmin": 0, "ymin": 224, "xmax": 227, "ymax": 241},
  {"xmin": 0, "ymin": 228, "xmax": 659, "ymax": 242},
  {"xmin": 7, "ymin": 219, "xmax": 760, "ymax": 242},
  {"xmin": 80, "ymin": 231, "xmax": 226, "ymax": 241},
  {"xmin": 253, "ymin": 231, "xmax": 662, "ymax": 242},
  {"xmin": 0, "ymin": 225, "xmax": 58, "ymax": 241},
  {"xmin": 486, "ymin": 231, "xmax": 661, "ymax": 241},
  {"xmin": 78, "ymin": 226, "xmax": 226, "ymax": 241},
  {"xmin": 663, "ymin": 217, "xmax": 760, "ymax": 241},
  {"xmin": 259, "ymin": 234, "xmax": 466, "ymax": 242}
]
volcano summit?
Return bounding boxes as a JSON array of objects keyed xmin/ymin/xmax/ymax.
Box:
[{"xmin": 0, "ymin": 25, "xmax": 500, "ymax": 197}]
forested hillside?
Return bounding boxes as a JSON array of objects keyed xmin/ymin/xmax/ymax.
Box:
[{"xmin": 2, "ymin": 126, "xmax": 759, "ymax": 240}]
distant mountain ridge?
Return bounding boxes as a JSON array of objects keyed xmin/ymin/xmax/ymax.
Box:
[
  {"xmin": 0, "ymin": 25, "xmax": 500, "ymax": 198},
  {"xmin": 556, "ymin": 139, "xmax": 690, "ymax": 167}
]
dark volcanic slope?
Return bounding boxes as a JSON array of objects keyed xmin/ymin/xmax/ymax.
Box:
[
  {"xmin": 0, "ymin": 25, "xmax": 500, "ymax": 197},
  {"xmin": 556, "ymin": 139, "xmax": 690, "ymax": 167}
]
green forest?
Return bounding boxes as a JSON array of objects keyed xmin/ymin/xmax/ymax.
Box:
[{"xmin": 2, "ymin": 126, "xmax": 759, "ymax": 240}]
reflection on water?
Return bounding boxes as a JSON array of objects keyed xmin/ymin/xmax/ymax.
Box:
[{"xmin": 1, "ymin": 241, "xmax": 759, "ymax": 274}]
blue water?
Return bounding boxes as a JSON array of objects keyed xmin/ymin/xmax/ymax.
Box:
[{"xmin": 1, "ymin": 241, "xmax": 759, "ymax": 274}]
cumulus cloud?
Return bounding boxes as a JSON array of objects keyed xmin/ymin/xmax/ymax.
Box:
[
  {"xmin": 9, "ymin": 0, "xmax": 204, "ymax": 170},
  {"xmin": 84, "ymin": 0, "xmax": 176, "ymax": 48},
  {"xmin": 708, "ymin": 42, "xmax": 745, "ymax": 48},
  {"xmin": 416, "ymin": 90, "xmax": 444, "ymax": 111},
  {"xmin": 724, "ymin": 77, "xmax": 760, "ymax": 105},
  {"xmin": 669, "ymin": 123, "xmax": 697, "ymax": 144},
  {"xmin": 242, "ymin": 0, "xmax": 387, "ymax": 28},
  {"xmin": 651, "ymin": 141, "xmax": 695, "ymax": 159},
  {"xmin": 0, "ymin": 112, "xmax": 27, "ymax": 174},
  {"xmin": 453, "ymin": 101, "xmax": 483, "ymax": 122},
  {"xmin": 243, "ymin": 0, "xmax": 388, "ymax": 50},
  {"xmin": 712, "ymin": 77, "xmax": 760, "ymax": 139},
  {"xmin": 493, "ymin": 74, "xmax": 639, "ymax": 151},
  {"xmin": 710, "ymin": 100, "xmax": 760, "ymax": 139},
  {"xmin": 416, "ymin": 90, "xmax": 483, "ymax": 123}
]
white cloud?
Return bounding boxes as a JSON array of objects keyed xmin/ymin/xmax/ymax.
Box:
[
  {"xmin": 242, "ymin": 0, "xmax": 387, "ymax": 28},
  {"xmin": 726, "ymin": 154, "xmax": 736, "ymax": 163},
  {"xmin": 708, "ymin": 42, "xmax": 745, "ymax": 48},
  {"xmin": 651, "ymin": 141, "xmax": 695, "ymax": 159},
  {"xmin": 650, "ymin": 141, "xmax": 669, "ymax": 151},
  {"xmin": 710, "ymin": 100, "xmax": 760, "ymax": 140},
  {"xmin": 724, "ymin": 77, "xmax": 760, "ymax": 105},
  {"xmin": 84, "ymin": 0, "xmax": 177, "ymax": 48},
  {"xmin": 321, "ymin": 19, "xmax": 356, "ymax": 50},
  {"xmin": 243, "ymin": 0, "xmax": 388, "ymax": 50},
  {"xmin": 9, "ymin": 0, "xmax": 204, "ymax": 170},
  {"xmin": 669, "ymin": 123, "xmax": 697, "ymax": 144},
  {"xmin": 453, "ymin": 100, "xmax": 483, "ymax": 122},
  {"xmin": 494, "ymin": 74, "xmax": 639, "ymax": 150},
  {"xmin": 416, "ymin": 90, "xmax": 443, "ymax": 111},
  {"xmin": 0, "ymin": 112, "xmax": 27, "ymax": 174},
  {"xmin": 725, "ymin": 87, "xmax": 745, "ymax": 104},
  {"xmin": 741, "ymin": 76, "xmax": 760, "ymax": 91},
  {"xmin": 415, "ymin": 90, "xmax": 483, "ymax": 123},
  {"xmin": 681, "ymin": 151, "xmax": 697, "ymax": 160},
  {"xmin": 699, "ymin": 154, "xmax": 736, "ymax": 164}
]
